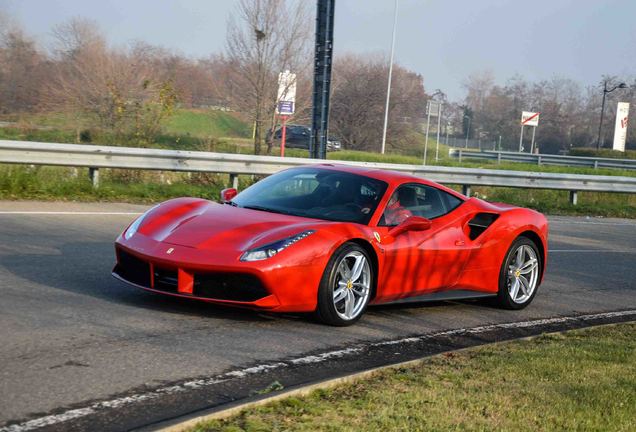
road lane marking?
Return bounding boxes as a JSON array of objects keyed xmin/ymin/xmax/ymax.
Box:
[
  {"xmin": 2, "ymin": 309, "xmax": 636, "ymax": 432},
  {"xmin": 548, "ymin": 249, "xmax": 631, "ymax": 253},
  {"xmin": 0, "ymin": 211, "xmax": 143, "ymax": 215},
  {"xmin": 549, "ymin": 220, "xmax": 636, "ymax": 226}
]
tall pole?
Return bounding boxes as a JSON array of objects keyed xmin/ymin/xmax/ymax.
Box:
[
  {"xmin": 518, "ymin": 124, "xmax": 524, "ymax": 152},
  {"xmin": 530, "ymin": 125, "xmax": 537, "ymax": 153},
  {"xmin": 464, "ymin": 116, "xmax": 471, "ymax": 148},
  {"xmin": 596, "ymin": 81, "xmax": 608, "ymax": 150},
  {"xmin": 423, "ymin": 103, "xmax": 431, "ymax": 165},
  {"xmin": 435, "ymin": 103, "xmax": 442, "ymax": 161},
  {"xmin": 310, "ymin": 0, "xmax": 335, "ymax": 159},
  {"xmin": 381, "ymin": 0, "xmax": 399, "ymax": 154},
  {"xmin": 445, "ymin": 122, "xmax": 450, "ymax": 146},
  {"xmin": 280, "ymin": 116, "xmax": 287, "ymax": 157},
  {"xmin": 595, "ymin": 80, "xmax": 628, "ymax": 150}
]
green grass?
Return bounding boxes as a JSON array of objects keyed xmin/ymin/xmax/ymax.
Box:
[
  {"xmin": 569, "ymin": 147, "xmax": 636, "ymax": 159},
  {"xmin": 2, "ymin": 158, "xmax": 636, "ymax": 217},
  {"xmin": 0, "ymin": 165, "xmax": 231, "ymax": 203},
  {"xmin": 164, "ymin": 109, "xmax": 251, "ymax": 138},
  {"xmin": 0, "ymin": 126, "xmax": 79, "ymax": 144},
  {"xmin": 0, "ymin": 111, "xmax": 82, "ymax": 130},
  {"xmin": 192, "ymin": 323, "xmax": 636, "ymax": 432},
  {"xmin": 466, "ymin": 187, "xmax": 636, "ymax": 218}
]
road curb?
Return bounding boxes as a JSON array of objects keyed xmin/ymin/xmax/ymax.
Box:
[{"xmin": 147, "ymin": 318, "xmax": 636, "ymax": 432}]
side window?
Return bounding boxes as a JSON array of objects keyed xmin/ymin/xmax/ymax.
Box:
[{"xmin": 380, "ymin": 184, "xmax": 464, "ymax": 226}]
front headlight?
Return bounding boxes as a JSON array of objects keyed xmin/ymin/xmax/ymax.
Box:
[
  {"xmin": 240, "ymin": 230, "xmax": 315, "ymax": 261},
  {"xmin": 124, "ymin": 205, "xmax": 158, "ymax": 240}
]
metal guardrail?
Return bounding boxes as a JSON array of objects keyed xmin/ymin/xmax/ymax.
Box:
[
  {"xmin": 2, "ymin": 140, "xmax": 636, "ymax": 205},
  {"xmin": 449, "ymin": 148, "xmax": 636, "ymax": 170}
]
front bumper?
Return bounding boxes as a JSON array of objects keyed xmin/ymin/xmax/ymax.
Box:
[{"xmin": 113, "ymin": 235, "xmax": 325, "ymax": 312}]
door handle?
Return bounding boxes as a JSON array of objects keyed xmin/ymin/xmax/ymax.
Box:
[{"xmin": 455, "ymin": 240, "xmax": 465, "ymax": 246}]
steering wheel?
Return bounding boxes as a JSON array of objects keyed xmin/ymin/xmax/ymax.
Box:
[{"xmin": 344, "ymin": 202, "xmax": 363, "ymax": 212}]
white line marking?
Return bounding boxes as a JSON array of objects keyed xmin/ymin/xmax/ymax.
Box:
[
  {"xmin": 0, "ymin": 211, "xmax": 143, "ymax": 215},
  {"xmin": 2, "ymin": 310, "xmax": 635, "ymax": 432},
  {"xmin": 549, "ymin": 220, "xmax": 636, "ymax": 226},
  {"xmin": 548, "ymin": 249, "xmax": 629, "ymax": 253}
]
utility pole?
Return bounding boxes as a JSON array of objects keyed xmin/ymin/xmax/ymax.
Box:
[
  {"xmin": 464, "ymin": 115, "xmax": 471, "ymax": 148},
  {"xmin": 381, "ymin": 0, "xmax": 399, "ymax": 154},
  {"xmin": 310, "ymin": 0, "xmax": 335, "ymax": 159},
  {"xmin": 596, "ymin": 80, "xmax": 627, "ymax": 150},
  {"xmin": 423, "ymin": 102, "xmax": 432, "ymax": 165},
  {"xmin": 435, "ymin": 102, "xmax": 442, "ymax": 162},
  {"xmin": 445, "ymin": 121, "xmax": 450, "ymax": 146}
]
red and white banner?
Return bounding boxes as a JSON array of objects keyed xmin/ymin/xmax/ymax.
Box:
[
  {"xmin": 613, "ymin": 102, "xmax": 630, "ymax": 152},
  {"xmin": 521, "ymin": 111, "xmax": 540, "ymax": 126}
]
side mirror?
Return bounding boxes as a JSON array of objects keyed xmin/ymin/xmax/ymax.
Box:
[
  {"xmin": 220, "ymin": 188, "xmax": 238, "ymax": 203},
  {"xmin": 388, "ymin": 216, "xmax": 432, "ymax": 237}
]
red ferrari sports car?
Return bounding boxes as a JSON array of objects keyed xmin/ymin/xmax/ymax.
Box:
[{"xmin": 113, "ymin": 164, "xmax": 548, "ymax": 326}]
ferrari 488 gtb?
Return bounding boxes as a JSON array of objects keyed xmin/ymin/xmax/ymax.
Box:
[{"xmin": 113, "ymin": 165, "xmax": 548, "ymax": 326}]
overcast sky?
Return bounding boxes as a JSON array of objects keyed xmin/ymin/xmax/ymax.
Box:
[{"xmin": 2, "ymin": 0, "xmax": 634, "ymax": 100}]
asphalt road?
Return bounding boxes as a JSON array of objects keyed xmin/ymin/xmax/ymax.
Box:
[{"xmin": 1, "ymin": 201, "xmax": 635, "ymax": 429}]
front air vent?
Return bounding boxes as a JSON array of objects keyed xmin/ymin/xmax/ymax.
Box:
[
  {"xmin": 193, "ymin": 273, "xmax": 268, "ymax": 302},
  {"xmin": 154, "ymin": 267, "xmax": 179, "ymax": 293},
  {"xmin": 114, "ymin": 249, "xmax": 151, "ymax": 287},
  {"xmin": 467, "ymin": 213, "xmax": 499, "ymax": 240}
]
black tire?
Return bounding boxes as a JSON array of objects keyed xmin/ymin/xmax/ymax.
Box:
[
  {"xmin": 496, "ymin": 236, "xmax": 542, "ymax": 310},
  {"xmin": 316, "ymin": 242, "xmax": 374, "ymax": 326}
]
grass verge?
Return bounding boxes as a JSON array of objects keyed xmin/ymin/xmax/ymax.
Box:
[
  {"xmin": 1, "ymin": 164, "xmax": 635, "ymax": 217},
  {"xmin": 191, "ymin": 323, "xmax": 636, "ymax": 432},
  {"xmin": 0, "ymin": 165, "xmax": 229, "ymax": 203}
]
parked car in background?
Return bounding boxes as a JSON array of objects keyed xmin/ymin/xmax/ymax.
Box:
[
  {"xmin": 327, "ymin": 136, "xmax": 342, "ymax": 151},
  {"xmin": 266, "ymin": 125, "xmax": 341, "ymax": 151}
]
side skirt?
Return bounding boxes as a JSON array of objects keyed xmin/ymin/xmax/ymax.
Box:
[{"xmin": 378, "ymin": 290, "xmax": 496, "ymax": 306}]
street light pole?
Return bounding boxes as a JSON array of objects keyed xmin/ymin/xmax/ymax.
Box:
[
  {"xmin": 464, "ymin": 116, "xmax": 471, "ymax": 148},
  {"xmin": 380, "ymin": 0, "xmax": 399, "ymax": 154},
  {"xmin": 596, "ymin": 80, "xmax": 627, "ymax": 150}
]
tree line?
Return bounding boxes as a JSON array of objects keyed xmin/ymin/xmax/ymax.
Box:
[
  {"xmin": 1, "ymin": 3, "xmax": 633, "ymax": 155},
  {"xmin": 458, "ymin": 71, "xmax": 636, "ymax": 153}
]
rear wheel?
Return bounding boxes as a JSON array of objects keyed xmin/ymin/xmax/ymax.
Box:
[
  {"xmin": 316, "ymin": 243, "xmax": 373, "ymax": 326},
  {"xmin": 496, "ymin": 237, "xmax": 541, "ymax": 309}
]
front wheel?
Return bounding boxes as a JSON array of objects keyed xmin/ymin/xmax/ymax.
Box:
[
  {"xmin": 316, "ymin": 243, "xmax": 373, "ymax": 326},
  {"xmin": 496, "ymin": 237, "xmax": 541, "ymax": 309}
]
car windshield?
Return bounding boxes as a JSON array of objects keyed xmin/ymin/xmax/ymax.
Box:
[{"xmin": 232, "ymin": 167, "xmax": 388, "ymax": 224}]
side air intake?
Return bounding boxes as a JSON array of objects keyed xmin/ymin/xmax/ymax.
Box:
[{"xmin": 467, "ymin": 213, "xmax": 499, "ymax": 240}]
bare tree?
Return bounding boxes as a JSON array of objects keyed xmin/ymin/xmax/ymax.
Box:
[
  {"xmin": 225, "ymin": 0, "xmax": 311, "ymax": 154},
  {"xmin": 0, "ymin": 18, "xmax": 45, "ymax": 114},
  {"xmin": 329, "ymin": 53, "xmax": 426, "ymax": 152},
  {"xmin": 44, "ymin": 18, "xmax": 177, "ymax": 144}
]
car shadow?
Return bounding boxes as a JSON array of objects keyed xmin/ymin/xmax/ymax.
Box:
[{"xmin": 0, "ymin": 240, "xmax": 290, "ymax": 324}]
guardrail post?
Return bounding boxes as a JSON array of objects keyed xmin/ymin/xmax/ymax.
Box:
[
  {"xmin": 497, "ymin": 153, "xmax": 501, "ymax": 164},
  {"xmin": 88, "ymin": 167, "xmax": 99, "ymax": 188},
  {"xmin": 462, "ymin": 185, "xmax": 471, "ymax": 197},
  {"xmin": 594, "ymin": 160, "xmax": 599, "ymax": 169},
  {"xmin": 458, "ymin": 150, "xmax": 463, "ymax": 163},
  {"xmin": 569, "ymin": 190, "xmax": 578, "ymax": 205},
  {"xmin": 229, "ymin": 173, "xmax": 239, "ymax": 189},
  {"xmin": 537, "ymin": 156, "xmax": 542, "ymax": 166}
]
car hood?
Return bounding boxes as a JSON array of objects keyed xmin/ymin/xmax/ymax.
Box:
[{"xmin": 139, "ymin": 200, "xmax": 326, "ymax": 251}]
